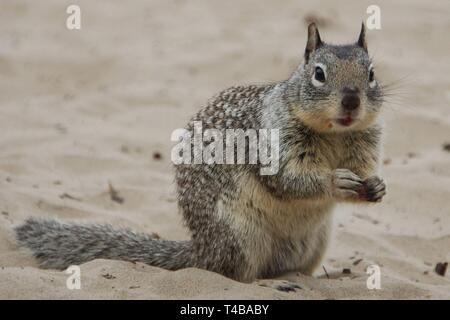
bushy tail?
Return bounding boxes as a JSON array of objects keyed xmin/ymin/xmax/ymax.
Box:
[{"xmin": 15, "ymin": 217, "xmax": 195, "ymax": 270}]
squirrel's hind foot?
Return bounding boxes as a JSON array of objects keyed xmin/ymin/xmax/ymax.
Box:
[{"xmin": 257, "ymin": 279, "xmax": 303, "ymax": 293}]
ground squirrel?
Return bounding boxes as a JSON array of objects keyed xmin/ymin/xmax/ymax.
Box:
[{"xmin": 15, "ymin": 23, "xmax": 386, "ymax": 283}]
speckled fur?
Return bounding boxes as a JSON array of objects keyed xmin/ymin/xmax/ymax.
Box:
[{"xmin": 15, "ymin": 23, "xmax": 386, "ymax": 282}]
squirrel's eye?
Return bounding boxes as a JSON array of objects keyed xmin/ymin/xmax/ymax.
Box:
[
  {"xmin": 369, "ymin": 69, "xmax": 374, "ymax": 82},
  {"xmin": 314, "ymin": 66, "xmax": 326, "ymax": 82},
  {"xmin": 312, "ymin": 63, "xmax": 327, "ymax": 87}
]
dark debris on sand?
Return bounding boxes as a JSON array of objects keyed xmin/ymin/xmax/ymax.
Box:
[
  {"xmin": 108, "ymin": 182, "xmax": 124, "ymax": 204},
  {"xmin": 443, "ymin": 143, "xmax": 450, "ymax": 152},
  {"xmin": 434, "ymin": 262, "xmax": 448, "ymax": 277}
]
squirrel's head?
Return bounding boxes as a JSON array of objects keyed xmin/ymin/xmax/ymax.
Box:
[{"xmin": 288, "ymin": 23, "xmax": 383, "ymax": 133}]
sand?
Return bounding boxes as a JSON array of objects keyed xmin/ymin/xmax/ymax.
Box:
[{"xmin": 0, "ymin": 0, "xmax": 449, "ymax": 299}]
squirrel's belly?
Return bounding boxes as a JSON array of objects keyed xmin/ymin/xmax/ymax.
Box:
[
  {"xmin": 230, "ymin": 173, "xmax": 334, "ymax": 234},
  {"xmin": 215, "ymin": 173, "xmax": 334, "ymax": 278}
]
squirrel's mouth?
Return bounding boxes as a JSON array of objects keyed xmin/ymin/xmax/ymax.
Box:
[{"xmin": 336, "ymin": 116, "xmax": 355, "ymax": 127}]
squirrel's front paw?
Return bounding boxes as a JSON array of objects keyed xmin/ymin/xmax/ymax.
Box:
[
  {"xmin": 358, "ymin": 176, "xmax": 386, "ymax": 202},
  {"xmin": 331, "ymin": 169, "xmax": 363, "ymax": 200}
]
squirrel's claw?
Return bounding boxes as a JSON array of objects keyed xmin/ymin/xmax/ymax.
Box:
[
  {"xmin": 359, "ymin": 176, "xmax": 386, "ymax": 202},
  {"xmin": 332, "ymin": 168, "xmax": 363, "ymax": 200}
]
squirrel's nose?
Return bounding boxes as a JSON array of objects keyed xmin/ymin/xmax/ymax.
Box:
[{"xmin": 341, "ymin": 92, "xmax": 360, "ymax": 111}]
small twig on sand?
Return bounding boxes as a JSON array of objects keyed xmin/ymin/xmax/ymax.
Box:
[
  {"xmin": 108, "ymin": 182, "xmax": 124, "ymax": 204},
  {"xmin": 322, "ymin": 265, "xmax": 330, "ymax": 279},
  {"xmin": 353, "ymin": 258, "xmax": 363, "ymax": 266},
  {"xmin": 59, "ymin": 193, "xmax": 82, "ymax": 202}
]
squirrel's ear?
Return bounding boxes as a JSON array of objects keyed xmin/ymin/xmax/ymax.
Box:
[
  {"xmin": 356, "ymin": 22, "xmax": 368, "ymax": 52},
  {"xmin": 305, "ymin": 23, "xmax": 323, "ymax": 63}
]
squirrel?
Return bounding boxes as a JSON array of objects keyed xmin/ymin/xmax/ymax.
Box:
[{"xmin": 15, "ymin": 23, "xmax": 386, "ymax": 283}]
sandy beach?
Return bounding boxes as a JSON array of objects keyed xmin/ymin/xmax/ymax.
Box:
[{"xmin": 0, "ymin": 0, "xmax": 449, "ymax": 299}]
